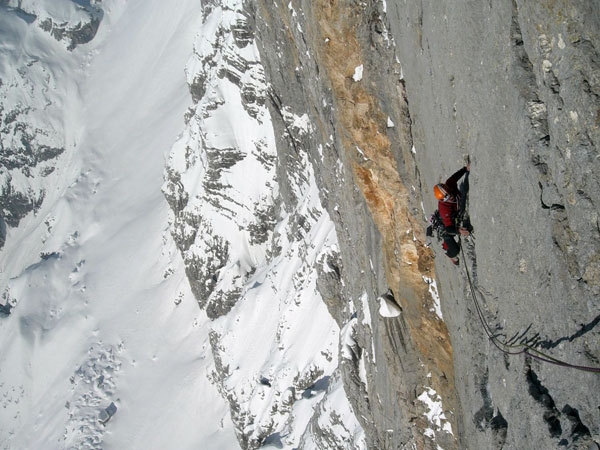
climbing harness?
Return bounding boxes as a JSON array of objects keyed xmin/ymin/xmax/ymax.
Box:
[
  {"xmin": 426, "ymin": 210, "xmax": 447, "ymax": 241},
  {"xmin": 459, "ymin": 237, "xmax": 600, "ymax": 373}
]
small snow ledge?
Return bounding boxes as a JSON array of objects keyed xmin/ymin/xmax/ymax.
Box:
[
  {"xmin": 378, "ymin": 295, "xmax": 401, "ymax": 318},
  {"xmin": 352, "ymin": 64, "xmax": 363, "ymax": 82},
  {"xmin": 423, "ymin": 276, "xmax": 443, "ymax": 320},
  {"xmin": 418, "ymin": 386, "xmax": 454, "ymax": 446}
]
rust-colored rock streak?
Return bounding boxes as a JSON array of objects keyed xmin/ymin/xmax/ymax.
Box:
[{"xmin": 314, "ymin": 0, "xmax": 459, "ymax": 446}]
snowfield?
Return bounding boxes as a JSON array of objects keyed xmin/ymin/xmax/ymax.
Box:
[{"xmin": 1, "ymin": 0, "xmax": 238, "ymax": 448}]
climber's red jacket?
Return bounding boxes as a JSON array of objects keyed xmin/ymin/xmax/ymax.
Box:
[{"xmin": 438, "ymin": 167, "xmax": 468, "ymax": 232}]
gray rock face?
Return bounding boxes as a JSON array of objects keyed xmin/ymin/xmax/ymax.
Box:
[
  {"xmin": 250, "ymin": 1, "xmax": 456, "ymax": 448},
  {"xmin": 249, "ymin": 0, "xmax": 599, "ymax": 448},
  {"xmin": 388, "ymin": 0, "xmax": 600, "ymax": 448}
]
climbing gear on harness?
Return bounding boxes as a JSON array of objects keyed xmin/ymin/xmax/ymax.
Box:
[
  {"xmin": 434, "ymin": 183, "xmax": 450, "ymax": 201},
  {"xmin": 426, "ymin": 210, "xmax": 447, "ymax": 240}
]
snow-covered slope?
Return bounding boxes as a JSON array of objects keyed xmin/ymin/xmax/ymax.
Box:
[
  {"xmin": 163, "ymin": 1, "xmax": 365, "ymax": 448},
  {"xmin": 0, "ymin": 1, "xmax": 239, "ymax": 448}
]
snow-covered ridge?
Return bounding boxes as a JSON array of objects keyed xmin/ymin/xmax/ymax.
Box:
[
  {"xmin": 0, "ymin": 0, "xmax": 106, "ymax": 256},
  {"xmin": 163, "ymin": 1, "xmax": 364, "ymax": 447},
  {"xmin": 164, "ymin": 2, "xmax": 278, "ymax": 319}
]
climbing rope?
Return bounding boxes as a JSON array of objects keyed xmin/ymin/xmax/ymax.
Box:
[{"xmin": 459, "ymin": 237, "xmax": 600, "ymax": 373}]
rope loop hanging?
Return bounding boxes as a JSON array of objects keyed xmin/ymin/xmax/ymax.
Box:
[{"xmin": 458, "ymin": 237, "xmax": 600, "ymax": 374}]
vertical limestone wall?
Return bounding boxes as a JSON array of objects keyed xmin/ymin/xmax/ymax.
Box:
[
  {"xmin": 251, "ymin": 0, "xmax": 460, "ymax": 448},
  {"xmin": 251, "ymin": 0, "xmax": 599, "ymax": 448},
  {"xmin": 388, "ymin": 0, "xmax": 600, "ymax": 448}
]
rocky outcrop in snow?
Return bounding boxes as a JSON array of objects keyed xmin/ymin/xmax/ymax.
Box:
[
  {"xmin": 3, "ymin": 0, "xmax": 103, "ymax": 50},
  {"xmin": 163, "ymin": 1, "xmax": 279, "ymax": 320},
  {"xmin": 0, "ymin": 0, "xmax": 103, "ymax": 249}
]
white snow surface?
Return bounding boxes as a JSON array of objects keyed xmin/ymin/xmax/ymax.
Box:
[
  {"xmin": 378, "ymin": 295, "xmax": 402, "ymax": 318},
  {"xmin": 0, "ymin": 1, "xmax": 238, "ymax": 448},
  {"xmin": 352, "ymin": 64, "xmax": 364, "ymax": 82},
  {"xmin": 423, "ymin": 276, "xmax": 443, "ymax": 320},
  {"xmin": 417, "ymin": 386, "xmax": 454, "ymax": 448}
]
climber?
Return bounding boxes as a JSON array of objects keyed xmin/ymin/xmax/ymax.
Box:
[{"xmin": 433, "ymin": 163, "xmax": 472, "ymax": 265}]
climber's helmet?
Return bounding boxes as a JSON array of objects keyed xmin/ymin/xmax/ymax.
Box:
[{"xmin": 434, "ymin": 183, "xmax": 451, "ymax": 202}]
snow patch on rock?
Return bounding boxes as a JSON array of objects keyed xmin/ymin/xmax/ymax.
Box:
[
  {"xmin": 352, "ymin": 64, "xmax": 364, "ymax": 82},
  {"xmin": 418, "ymin": 385, "xmax": 454, "ymax": 446}
]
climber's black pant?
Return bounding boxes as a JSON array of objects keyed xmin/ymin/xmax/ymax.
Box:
[{"xmin": 443, "ymin": 235, "xmax": 460, "ymax": 258}]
